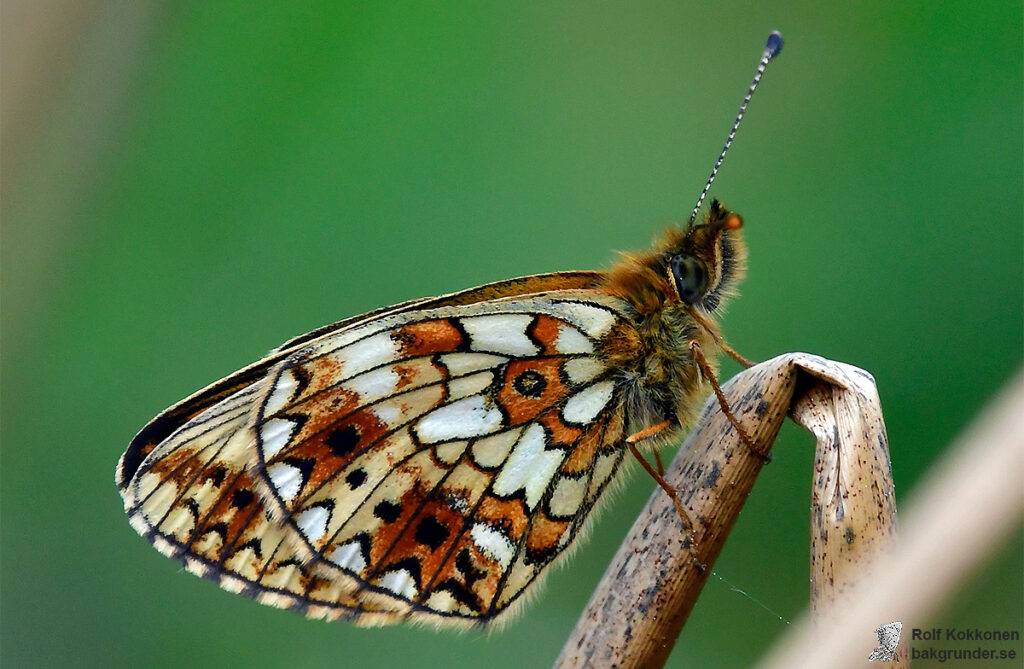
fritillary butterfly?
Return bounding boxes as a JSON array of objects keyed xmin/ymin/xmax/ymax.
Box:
[{"xmin": 116, "ymin": 32, "xmax": 783, "ymax": 628}]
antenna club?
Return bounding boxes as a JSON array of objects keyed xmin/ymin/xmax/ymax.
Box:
[
  {"xmin": 686, "ymin": 31, "xmax": 784, "ymax": 226},
  {"xmin": 765, "ymin": 31, "xmax": 784, "ymax": 60}
]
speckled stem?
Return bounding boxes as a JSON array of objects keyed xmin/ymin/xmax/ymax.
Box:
[{"xmin": 554, "ymin": 353, "xmax": 899, "ymax": 669}]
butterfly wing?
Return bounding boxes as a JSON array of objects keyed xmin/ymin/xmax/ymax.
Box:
[
  {"xmin": 118, "ymin": 277, "xmax": 640, "ymax": 625},
  {"xmin": 252, "ymin": 293, "xmax": 633, "ymax": 624}
]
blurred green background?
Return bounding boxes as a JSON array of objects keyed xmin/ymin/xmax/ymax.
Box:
[{"xmin": 3, "ymin": 2, "xmax": 1021, "ymax": 667}]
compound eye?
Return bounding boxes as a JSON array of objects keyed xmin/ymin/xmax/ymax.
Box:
[{"xmin": 670, "ymin": 254, "xmax": 709, "ymax": 304}]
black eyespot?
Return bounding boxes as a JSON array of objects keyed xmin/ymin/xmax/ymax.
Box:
[
  {"xmin": 512, "ymin": 369, "xmax": 546, "ymax": 398},
  {"xmin": 670, "ymin": 254, "xmax": 709, "ymax": 304}
]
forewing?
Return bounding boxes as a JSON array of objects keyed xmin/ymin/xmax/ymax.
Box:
[{"xmin": 253, "ymin": 293, "xmax": 636, "ymax": 624}]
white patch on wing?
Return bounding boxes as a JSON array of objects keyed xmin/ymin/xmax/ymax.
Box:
[
  {"xmin": 460, "ymin": 314, "xmax": 539, "ymax": 356},
  {"xmin": 294, "ymin": 505, "xmax": 330, "ymax": 541},
  {"xmin": 334, "ymin": 332, "xmax": 399, "ymax": 379},
  {"xmin": 327, "ymin": 541, "xmax": 366, "ymax": 573},
  {"xmin": 128, "ymin": 512, "xmax": 152, "ymax": 538},
  {"xmin": 559, "ymin": 303, "xmax": 617, "ymax": 338},
  {"xmin": 371, "ymin": 403, "xmax": 402, "ymax": 426},
  {"xmin": 470, "ymin": 428, "xmax": 522, "ymax": 468},
  {"xmin": 492, "ymin": 423, "xmax": 562, "ymax": 509},
  {"xmin": 548, "ymin": 475, "xmax": 587, "ymax": 517},
  {"xmin": 433, "ymin": 440, "xmax": 468, "ymax": 465},
  {"xmin": 554, "ymin": 324, "xmax": 593, "ymax": 354},
  {"xmin": 414, "ymin": 395, "xmax": 504, "ymax": 444},
  {"xmin": 447, "ymin": 371, "xmax": 495, "ymax": 400},
  {"xmin": 439, "ymin": 352, "xmax": 508, "ymax": 376},
  {"xmin": 160, "ymin": 505, "xmax": 197, "ymax": 537},
  {"xmin": 137, "ymin": 474, "xmax": 177, "ymax": 519},
  {"xmin": 372, "ymin": 385, "xmax": 447, "ymax": 430},
  {"xmin": 470, "ymin": 523, "xmax": 515, "ymax": 570},
  {"xmin": 563, "ymin": 357, "xmax": 605, "ymax": 385},
  {"xmin": 425, "ymin": 591, "xmax": 459, "ymax": 613},
  {"xmin": 344, "ymin": 366, "xmax": 399, "ymax": 403},
  {"xmin": 496, "ymin": 556, "xmax": 537, "ymax": 608},
  {"xmin": 260, "ymin": 418, "xmax": 299, "ymax": 459},
  {"xmin": 588, "ymin": 452, "xmax": 620, "ymax": 497},
  {"xmin": 264, "ymin": 368, "xmax": 297, "ymax": 415},
  {"xmin": 563, "ymin": 380, "xmax": 615, "ymax": 424},
  {"xmin": 184, "ymin": 557, "xmax": 208, "ymax": 578},
  {"xmin": 219, "ymin": 575, "xmax": 247, "ymax": 594},
  {"xmin": 267, "ymin": 462, "xmax": 304, "ymax": 503},
  {"xmin": 376, "ymin": 569, "xmax": 418, "ymax": 600}
]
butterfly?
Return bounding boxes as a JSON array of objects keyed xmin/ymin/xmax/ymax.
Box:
[{"xmin": 116, "ymin": 32, "xmax": 782, "ymax": 628}]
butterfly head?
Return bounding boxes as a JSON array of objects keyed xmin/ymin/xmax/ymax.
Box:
[
  {"xmin": 664, "ymin": 199, "xmax": 747, "ymax": 312},
  {"xmin": 603, "ymin": 199, "xmax": 747, "ymax": 317}
]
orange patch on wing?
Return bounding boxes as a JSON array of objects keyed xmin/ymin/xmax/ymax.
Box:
[
  {"xmin": 377, "ymin": 497, "xmax": 466, "ymax": 588},
  {"xmin": 262, "ymin": 557, "xmax": 313, "ymax": 593},
  {"xmin": 393, "ymin": 358, "xmax": 446, "ymax": 391},
  {"xmin": 392, "ymin": 320, "xmax": 465, "ymax": 357},
  {"xmin": 224, "ymin": 516, "xmax": 273, "ymax": 576},
  {"xmin": 285, "ymin": 386, "xmax": 361, "ymax": 439},
  {"xmin": 148, "ymin": 447, "xmax": 204, "ymax": 486},
  {"xmin": 366, "ymin": 509, "xmax": 419, "ymax": 568},
  {"xmin": 525, "ymin": 514, "xmax": 569, "ymax": 561},
  {"xmin": 528, "ymin": 315, "xmax": 564, "ymax": 355},
  {"xmin": 475, "ymin": 494, "xmax": 530, "ymax": 542},
  {"xmin": 269, "ymin": 408, "xmax": 391, "ymax": 495},
  {"xmin": 601, "ymin": 407, "xmax": 626, "ymax": 450},
  {"xmin": 430, "ymin": 272, "xmax": 601, "ymax": 308},
  {"xmin": 190, "ymin": 473, "xmax": 261, "ymax": 559},
  {"xmin": 497, "ymin": 358, "xmax": 569, "ymax": 425},
  {"xmin": 425, "ymin": 538, "xmax": 503, "ymax": 614},
  {"xmin": 539, "ymin": 411, "xmax": 583, "ymax": 447},
  {"xmin": 561, "ymin": 418, "xmax": 605, "ymax": 474},
  {"xmin": 301, "ymin": 354, "xmax": 346, "ymax": 397}
]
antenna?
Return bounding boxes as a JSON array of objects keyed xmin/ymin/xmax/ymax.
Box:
[{"xmin": 688, "ymin": 30, "xmax": 784, "ymax": 225}]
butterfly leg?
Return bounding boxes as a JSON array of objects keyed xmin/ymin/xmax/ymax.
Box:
[
  {"xmin": 689, "ymin": 340, "xmax": 770, "ymax": 462},
  {"xmin": 653, "ymin": 449, "xmax": 665, "ymax": 477},
  {"xmin": 626, "ymin": 422, "xmax": 697, "ymax": 542},
  {"xmin": 622, "ymin": 417, "xmax": 671, "ymax": 475},
  {"xmin": 720, "ymin": 341, "xmax": 755, "ymax": 369},
  {"xmin": 689, "ymin": 307, "xmax": 755, "ymax": 368},
  {"xmin": 626, "ymin": 420, "xmax": 671, "ymax": 475}
]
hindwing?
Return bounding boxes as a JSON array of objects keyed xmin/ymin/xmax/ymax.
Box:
[{"xmin": 117, "ymin": 283, "xmax": 641, "ymax": 625}]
